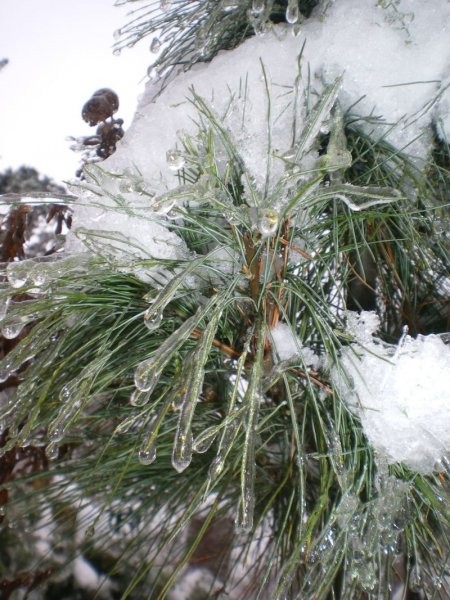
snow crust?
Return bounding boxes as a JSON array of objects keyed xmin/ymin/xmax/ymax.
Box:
[{"xmin": 332, "ymin": 312, "xmax": 450, "ymax": 474}]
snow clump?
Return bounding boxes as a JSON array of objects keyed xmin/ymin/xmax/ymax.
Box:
[{"xmin": 332, "ymin": 312, "xmax": 450, "ymax": 474}]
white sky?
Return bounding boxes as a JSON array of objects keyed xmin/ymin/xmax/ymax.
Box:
[{"xmin": 0, "ymin": 0, "xmax": 151, "ymax": 185}]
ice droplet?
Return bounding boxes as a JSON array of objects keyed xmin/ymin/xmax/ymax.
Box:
[
  {"xmin": 172, "ymin": 430, "xmax": 193, "ymax": 473},
  {"xmin": 134, "ymin": 358, "xmax": 162, "ymax": 393},
  {"xmin": 130, "ymin": 388, "xmax": 152, "ymax": 407},
  {"xmin": 143, "ymin": 307, "xmax": 163, "ymax": 331},
  {"xmin": 150, "ymin": 37, "xmax": 161, "ymax": 53},
  {"xmin": 2, "ymin": 320, "xmax": 25, "ymax": 340},
  {"xmin": 286, "ymin": 0, "xmax": 300, "ymax": 24},
  {"xmin": 166, "ymin": 149, "xmax": 185, "ymax": 171},
  {"xmin": 193, "ymin": 427, "xmax": 217, "ymax": 453},
  {"xmin": 138, "ymin": 446, "xmax": 156, "ymax": 465},
  {"xmin": 45, "ymin": 442, "xmax": 59, "ymax": 461}
]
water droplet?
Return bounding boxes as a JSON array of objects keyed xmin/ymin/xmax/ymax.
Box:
[
  {"xmin": 150, "ymin": 37, "xmax": 161, "ymax": 53},
  {"xmin": 286, "ymin": 0, "xmax": 300, "ymax": 24},
  {"xmin": 166, "ymin": 149, "xmax": 185, "ymax": 171},
  {"xmin": 138, "ymin": 446, "xmax": 156, "ymax": 465},
  {"xmin": 113, "ymin": 47, "xmax": 121, "ymax": 56},
  {"xmin": 2, "ymin": 321, "xmax": 25, "ymax": 340},
  {"xmin": 113, "ymin": 28, "xmax": 121, "ymax": 41},
  {"xmin": 45, "ymin": 442, "xmax": 59, "ymax": 461}
]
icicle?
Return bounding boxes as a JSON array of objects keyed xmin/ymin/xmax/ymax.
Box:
[
  {"xmin": 236, "ymin": 323, "xmax": 265, "ymax": 532},
  {"xmin": 136, "ymin": 303, "xmax": 216, "ymax": 393},
  {"xmin": 138, "ymin": 416, "xmax": 158, "ymax": 464},
  {"xmin": 172, "ymin": 305, "xmax": 223, "ymax": 472},
  {"xmin": 285, "ymin": 0, "xmax": 299, "ymax": 24},
  {"xmin": 137, "ymin": 406, "xmax": 168, "ymax": 465},
  {"xmin": 207, "ymin": 419, "xmax": 239, "ymax": 480},
  {"xmin": 47, "ymin": 383, "xmax": 83, "ymax": 443},
  {"xmin": 206, "ymin": 338, "xmax": 249, "ymax": 489}
]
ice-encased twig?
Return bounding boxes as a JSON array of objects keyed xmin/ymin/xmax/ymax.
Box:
[
  {"xmin": 237, "ymin": 321, "xmax": 265, "ymax": 532},
  {"xmin": 172, "ymin": 303, "xmax": 225, "ymax": 472},
  {"xmin": 134, "ymin": 294, "xmax": 219, "ymax": 393},
  {"xmin": 142, "ymin": 247, "xmax": 221, "ymax": 331}
]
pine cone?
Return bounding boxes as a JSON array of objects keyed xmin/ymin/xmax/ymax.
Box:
[{"xmin": 82, "ymin": 88, "xmax": 119, "ymax": 126}]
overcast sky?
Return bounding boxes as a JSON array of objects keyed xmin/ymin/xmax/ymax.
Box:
[{"xmin": 0, "ymin": 0, "xmax": 151, "ymax": 185}]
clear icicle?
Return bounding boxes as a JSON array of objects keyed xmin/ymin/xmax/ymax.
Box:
[
  {"xmin": 237, "ymin": 323, "xmax": 265, "ymax": 532},
  {"xmin": 137, "ymin": 400, "xmax": 171, "ymax": 465},
  {"xmin": 135, "ymin": 301, "xmax": 217, "ymax": 393},
  {"xmin": 207, "ymin": 338, "xmax": 250, "ymax": 487},
  {"xmin": 172, "ymin": 305, "xmax": 223, "ymax": 472}
]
